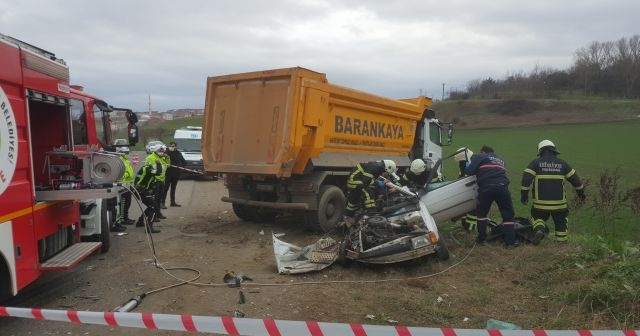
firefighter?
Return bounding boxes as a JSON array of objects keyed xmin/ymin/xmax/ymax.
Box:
[
  {"xmin": 399, "ymin": 159, "xmax": 431, "ymax": 189},
  {"xmin": 454, "ymin": 147, "xmax": 477, "ymax": 232},
  {"xmin": 163, "ymin": 141, "xmax": 187, "ymax": 207},
  {"xmin": 135, "ymin": 144, "xmax": 163, "ymax": 233},
  {"xmin": 144, "ymin": 144, "xmax": 168, "ymax": 220},
  {"xmin": 115, "ymin": 148, "xmax": 135, "ymax": 230},
  {"xmin": 344, "ymin": 160, "xmax": 399, "ymax": 222},
  {"xmin": 466, "ymin": 145, "xmax": 518, "ymax": 248},
  {"xmin": 521, "ymin": 140, "xmax": 586, "ymax": 243}
]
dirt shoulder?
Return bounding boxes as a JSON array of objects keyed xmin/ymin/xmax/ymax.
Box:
[{"xmin": 0, "ymin": 180, "xmax": 618, "ymax": 335}]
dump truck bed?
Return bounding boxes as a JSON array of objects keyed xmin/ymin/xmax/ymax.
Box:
[{"xmin": 202, "ymin": 67, "xmax": 431, "ymax": 177}]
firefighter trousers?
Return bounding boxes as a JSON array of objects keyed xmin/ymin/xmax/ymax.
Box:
[
  {"xmin": 476, "ymin": 184, "xmax": 516, "ymax": 245},
  {"xmin": 531, "ymin": 207, "xmax": 569, "ymax": 241}
]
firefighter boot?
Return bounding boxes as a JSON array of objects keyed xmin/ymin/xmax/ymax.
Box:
[{"xmin": 530, "ymin": 219, "xmax": 546, "ymax": 245}]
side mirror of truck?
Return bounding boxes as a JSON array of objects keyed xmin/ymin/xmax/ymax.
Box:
[{"xmin": 128, "ymin": 124, "xmax": 139, "ymax": 146}]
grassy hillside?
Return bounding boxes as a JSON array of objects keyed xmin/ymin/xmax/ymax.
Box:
[
  {"xmin": 433, "ymin": 98, "xmax": 640, "ymax": 129},
  {"xmin": 128, "ymin": 115, "xmax": 204, "ymax": 150}
]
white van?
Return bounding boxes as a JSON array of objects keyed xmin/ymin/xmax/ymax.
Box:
[{"xmin": 173, "ymin": 126, "xmax": 203, "ymax": 176}]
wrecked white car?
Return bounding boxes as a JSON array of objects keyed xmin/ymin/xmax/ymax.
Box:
[{"xmin": 273, "ymin": 173, "xmax": 478, "ymax": 274}]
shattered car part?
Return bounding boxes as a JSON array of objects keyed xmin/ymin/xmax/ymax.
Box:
[{"xmin": 272, "ymin": 234, "xmax": 340, "ymax": 274}]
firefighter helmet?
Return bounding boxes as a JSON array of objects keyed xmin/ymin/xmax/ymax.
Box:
[
  {"xmin": 537, "ymin": 139, "xmax": 558, "ymax": 154},
  {"xmin": 410, "ymin": 159, "xmax": 427, "ymax": 174},
  {"xmin": 382, "ymin": 160, "xmax": 397, "ymax": 175}
]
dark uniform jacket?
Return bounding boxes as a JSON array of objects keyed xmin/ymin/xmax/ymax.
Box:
[
  {"xmin": 347, "ymin": 161, "xmax": 386, "ymax": 189},
  {"xmin": 465, "ymin": 152, "xmax": 509, "ymax": 188},
  {"xmin": 166, "ymin": 149, "xmax": 187, "ymax": 178},
  {"xmin": 400, "ymin": 170, "xmax": 429, "ymax": 188},
  {"xmin": 521, "ymin": 151, "xmax": 583, "ymax": 210}
]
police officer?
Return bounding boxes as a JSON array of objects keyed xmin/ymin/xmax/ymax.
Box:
[
  {"xmin": 144, "ymin": 144, "xmax": 168, "ymax": 219},
  {"xmin": 115, "ymin": 148, "xmax": 135, "ymax": 229},
  {"xmin": 466, "ymin": 145, "xmax": 517, "ymax": 248},
  {"xmin": 399, "ymin": 159, "xmax": 431, "ymax": 189},
  {"xmin": 135, "ymin": 144, "xmax": 163, "ymax": 233},
  {"xmin": 344, "ymin": 160, "xmax": 399, "ymax": 222},
  {"xmin": 454, "ymin": 147, "xmax": 478, "ymax": 232},
  {"xmin": 521, "ymin": 140, "xmax": 585, "ymax": 243}
]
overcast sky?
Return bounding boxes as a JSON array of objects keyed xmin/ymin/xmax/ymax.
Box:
[{"xmin": 2, "ymin": 0, "xmax": 638, "ymax": 112}]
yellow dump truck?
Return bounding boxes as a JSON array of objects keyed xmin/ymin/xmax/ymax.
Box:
[{"xmin": 202, "ymin": 67, "xmax": 452, "ymax": 230}]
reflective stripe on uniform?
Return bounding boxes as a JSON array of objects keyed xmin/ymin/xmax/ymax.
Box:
[
  {"xmin": 533, "ymin": 203, "xmax": 567, "ymax": 210},
  {"xmin": 565, "ymin": 169, "xmax": 576, "ymax": 179},
  {"xmin": 521, "ymin": 186, "xmax": 531, "ymax": 191},
  {"xmin": 524, "ymin": 168, "xmax": 536, "ymax": 176},
  {"xmin": 532, "ymin": 218, "xmax": 546, "ymax": 230},
  {"xmin": 555, "ymin": 230, "xmax": 568, "ymax": 241}
]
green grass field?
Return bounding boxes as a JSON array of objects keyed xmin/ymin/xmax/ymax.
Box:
[
  {"xmin": 127, "ymin": 115, "xmax": 205, "ymax": 150},
  {"xmin": 441, "ymin": 119, "xmax": 640, "ymax": 242}
]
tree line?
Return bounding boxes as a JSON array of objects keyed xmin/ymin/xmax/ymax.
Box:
[{"xmin": 451, "ymin": 35, "xmax": 640, "ymax": 100}]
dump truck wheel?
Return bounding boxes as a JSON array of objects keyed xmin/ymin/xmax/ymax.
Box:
[
  {"xmin": 317, "ymin": 185, "xmax": 345, "ymax": 232},
  {"xmin": 232, "ymin": 204, "xmax": 252, "ymax": 221},
  {"xmin": 435, "ymin": 239, "xmax": 449, "ymax": 261}
]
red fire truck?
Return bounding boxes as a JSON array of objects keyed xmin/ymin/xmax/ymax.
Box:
[{"xmin": 0, "ymin": 33, "xmax": 137, "ymax": 301}]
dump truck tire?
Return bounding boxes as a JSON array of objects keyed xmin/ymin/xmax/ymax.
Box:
[
  {"xmin": 317, "ymin": 185, "xmax": 345, "ymax": 232},
  {"xmin": 232, "ymin": 203, "xmax": 252, "ymax": 221}
]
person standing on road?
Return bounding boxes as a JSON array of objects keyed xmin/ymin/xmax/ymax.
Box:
[
  {"xmin": 163, "ymin": 141, "xmax": 187, "ymax": 207},
  {"xmin": 466, "ymin": 145, "xmax": 518, "ymax": 248},
  {"xmin": 344, "ymin": 160, "xmax": 399, "ymax": 224},
  {"xmin": 521, "ymin": 140, "xmax": 586, "ymax": 244},
  {"xmin": 144, "ymin": 145, "xmax": 168, "ymax": 220},
  {"xmin": 135, "ymin": 144, "xmax": 163, "ymax": 233},
  {"xmin": 114, "ymin": 148, "xmax": 135, "ymax": 230}
]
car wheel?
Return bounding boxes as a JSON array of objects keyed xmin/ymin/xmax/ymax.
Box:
[{"xmin": 316, "ymin": 185, "xmax": 345, "ymax": 232}]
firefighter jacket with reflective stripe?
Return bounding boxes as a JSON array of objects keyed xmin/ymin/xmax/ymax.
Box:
[
  {"xmin": 400, "ymin": 170, "xmax": 429, "ymax": 188},
  {"xmin": 347, "ymin": 161, "xmax": 385, "ymax": 189},
  {"xmin": 136, "ymin": 162, "xmax": 162, "ymax": 190},
  {"xmin": 465, "ymin": 152, "xmax": 510, "ymax": 188},
  {"xmin": 521, "ymin": 152, "xmax": 583, "ymax": 210}
]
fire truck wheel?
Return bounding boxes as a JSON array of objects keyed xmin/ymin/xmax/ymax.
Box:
[
  {"xmin": 317, "ymin": 185, "xmax": 345, "ymax": 232},
  {"xmin": 0, "ymin": 261, "xmax": 11, "ymax": 302},
  {"xmin": 98, "ymin": 199, "xmax": 111, "ymax": 253}
]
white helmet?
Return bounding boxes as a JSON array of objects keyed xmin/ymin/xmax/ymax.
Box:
[
  {"xmin": 382, "ymin": 159, "xmax": 397, "ymax": 174},
  {"xmin": 454, "ymin": 147, "xmax": 474, "ymax": 162},
  {"xmin": 537, "ymin": 139, "xmax": 556, "ymax": 153},
  {"xmin": 409, "ymin": 159, "xmax": 427, "ymax": 174},
  {"xmin": 150, "ymin": 143, "xmax": 164, "ymax": 152}
]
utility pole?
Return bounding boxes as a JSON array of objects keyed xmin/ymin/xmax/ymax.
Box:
[
  {"xmin": 441, "ymin": 83, "xmax": 446, "ymax": 101},
  {"xmin": 148, "ymin": 94, "xmax": 151, "ymax": 114}
]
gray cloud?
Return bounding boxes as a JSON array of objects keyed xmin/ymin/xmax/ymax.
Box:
[{"xmin": 2, "ymin": 0, "xmax": 638, "ymax": 111}]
